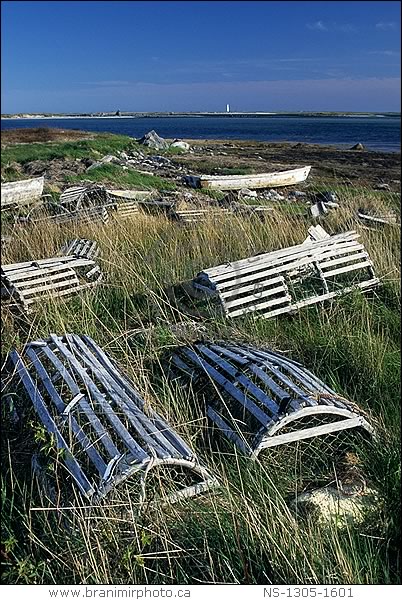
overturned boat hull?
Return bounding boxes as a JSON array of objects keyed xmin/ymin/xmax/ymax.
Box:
[
  {"xmin": 185, "ymin": 166, "xmax": 311, "ymax": 190},
  {"xmin": 1, "ymin": 176, "xmax": 44, "ymax": 210}
]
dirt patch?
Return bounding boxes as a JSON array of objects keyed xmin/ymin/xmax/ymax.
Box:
[
  {"xmin": 23, "ymin": 158, "xmax": 88, "ymax": 183},
  {"xmin": 178, "ymin": 140, "xmax": 401, "ymax": 189},
  {"xmin": 1, "ymin": 127, "xmax": 94, "ymax": 145}
]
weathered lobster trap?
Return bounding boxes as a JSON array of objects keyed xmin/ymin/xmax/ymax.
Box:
[
  {"xmin": 59, "ymin": 184, "xmax": 109, "ymax": 211},
  {"xmin": 168, "ymin": 207, "xmax": 230, "ymax": 224},
  {"xmin": 190, "ymin": 230, "xmax": 379, "ymax": 320},
  {"xmin": 167, "ymin": 341, "xmax": 374, "ymax": 457},
  {"xmin": 1, "ymin": 242, "xmax": 102, "ymax": 313},
  {"xmin": 5, "ymin": 334, "xmax": 218, "ymax": 505},
  {"xmin": 60, "ymin": 238, "xmax": 100, "ymax": 260}
]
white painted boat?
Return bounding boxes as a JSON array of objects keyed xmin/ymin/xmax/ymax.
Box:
[
  {"xmin": 1, "ymin": 176, "xmax": 45, "ymax": 210},
  {"xmin": 106, "ymin": 189, "xmax": 154, "ymax": 201},
  {"xmin": 184, "ymin": 166, "xmax": 311, "ymax": 190}
]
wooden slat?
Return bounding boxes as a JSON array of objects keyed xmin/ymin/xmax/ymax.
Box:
[
  {"xmin": 180, "ymin": 347, "xmax": 271, "ymax": 426},
  {"xmin": 67, "ymin": 335, "xmax": 181, "ymax": 459},
  {"xmin": 259, "ymin": 417, "xmax": 363, "ymax": 449},
  {"xmin": 227, "ymin": 293, "xmax": 291, "ymax": 318},
  {"xmin": 50, "ymin": 335, "xmax": 149, "ymax": 462},
  {"xmin": 8, "ymin": 350, "xmax": 94, "ymax": 497},
  {"xmin": 79, "ymin": 335, "xmax": 195, "ymax": 459},
  {"xmin": 196, "ymin": 344, "xmax": 279, "ymax": 415},
  {"xmin": 25, "ymin": 347, "xmax": 108, "ymax": 476},
  {"xmin": 40, "ymin": 345, "xmax": 122, "ymax": 459},
  {"xmin": 206, "ymin": 406, "xmax": 252, "ymax": 454}
]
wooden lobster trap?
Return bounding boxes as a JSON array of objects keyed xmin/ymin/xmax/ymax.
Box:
[
  {"xmin": 190, "ymin": 230, "xmax": 379, "ymax": 320},
  {"xmin": 5, "ymin": 334, "xmax": 218, "ymax": 506},
  {"xmin": 167, "ymin": 341, "xmax": 374, "ymax": 457},
  {"xmin": 1, "ymin": 244, "xmax": 102, "ymax": 314}
]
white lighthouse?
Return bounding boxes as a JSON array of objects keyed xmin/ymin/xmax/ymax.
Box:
[{"xmin": 226, "ymin": 103, "xmax": 230, "ymax": 113}]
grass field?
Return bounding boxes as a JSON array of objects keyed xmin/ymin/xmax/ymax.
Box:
[{"xmin": 1, "ymin": 136, "xmax": 400, "ymax": 585}]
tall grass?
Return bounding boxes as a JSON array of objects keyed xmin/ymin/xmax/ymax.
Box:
[
  {"xmin": 1, "ymin": 183, "xmax": 400, "ymax": 584},
  {"xmin": 1, "ymin": 134, "xmax": 135, "ymax": 166}
]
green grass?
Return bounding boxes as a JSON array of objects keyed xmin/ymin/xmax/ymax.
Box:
[
  {"xmin": 1, "ymin": 133, "xmax": 137, "ymax": 166},
  {"xmin": 66, "ymin": 163, "xmax": 177, "ymax": 190},
  {"xmin": 1, "ymin": 155, "xmax": 400, "ymax": 584}
]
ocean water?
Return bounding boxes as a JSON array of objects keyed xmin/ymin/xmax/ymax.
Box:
[{"xmin": 1, "ymin": 115, "xmax": 400, "ymax": 153}]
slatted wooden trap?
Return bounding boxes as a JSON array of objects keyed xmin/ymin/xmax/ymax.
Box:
[
  {"xmin": 31, "ymin": 204, "xmax": 111, "ymax": 226},
  {"xmin": 168, "ymin": 341, "xmax": 374, "ymax": 457},
  {"xmin": 1, "ymin": 252, "xmax": 102, "ymax": 313},
  {"xmin": 107, "ymin": 190, "xmax": 152, "ymax": 220},
  {"xmin": 190, "ymin": 230, "xmax": 379, "ymax": 320},
  {"xmin": 60, "ymin": 238, "xmax": 100, "ymax": 260},
  {"xmin": 6, "ymin": 334, "xmax": 218, "ymax": 504},
  {"xmin": 168, "ymin": 207, "xmax": 231, "ymax": 224},
  {"xmin": 59, "ymin": 184, "xmax": 109, "ymax": 211}
]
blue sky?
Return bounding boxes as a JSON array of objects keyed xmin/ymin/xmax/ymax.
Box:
[{"xmin": 1, "ymin": 1, "xmax": 401, "ymax": 113}]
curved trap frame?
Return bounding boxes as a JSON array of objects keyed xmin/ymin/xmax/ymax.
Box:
[
  {"xmin": 190, "ymin": 230, "xmax": 379, "ymax": 320},
  {"xmin": 167, "ymin": 341, "xmax": 374, "ymax": 458},
  {"xmin": 5, "ymin": 334, "xmax": 217, "ymax": 506}
]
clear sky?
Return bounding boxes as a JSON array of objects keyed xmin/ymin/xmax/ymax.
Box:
[{"xmin": 1, "ymin": 0, "xmax": 401, "ymax": 113}]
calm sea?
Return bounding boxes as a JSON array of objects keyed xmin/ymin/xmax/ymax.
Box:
[{"xmin": 1, "ymin": 115, "xmax": 400, "ymax": 153}]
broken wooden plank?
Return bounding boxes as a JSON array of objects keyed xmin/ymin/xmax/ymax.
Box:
[
  {"xmin": 357, "ymin": 210, "xmax": 400, "ymax": 227},
  {"xmin": 168, "ymin": 341, "xmax": 374, "ymax": 458}
]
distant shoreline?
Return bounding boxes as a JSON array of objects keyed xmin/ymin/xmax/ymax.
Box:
[{"xmin": 1, "ymin": 111, "xmax": 400, "ymax": 120}]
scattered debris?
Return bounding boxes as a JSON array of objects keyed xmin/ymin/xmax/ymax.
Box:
[
  {"xmin": 5, "ymin": 333, "xmax": 218, "ymax": 504},
  {"xmin": 1, "ymin": 176, "xmax": 46, "ymax": 211},
  {"xmin": 310, "ymin": 190, "xmax": 340, "ymax": 217},
  {"xmin": 230, "ymin": 203, "xmax": 274, "ymax": 219},
  {"xmin": 374, "ymin": 182, "xmax": 391, "ymax": 191},
  {"xmin": 189, "ymin": 229, "xmax": 379, "ymax": 320},
  {"xmin": 314, "ymin": 191, "xmax": 339, "ymax": 204},
  {"xmin": 288, "ymin": 190, "xmax": 307, "ymax": 200},
  {"xmin": 168, "ymin": 341, "xmax": 374, "ymax": 456},
  {"xmin": 263, "ymin": 188, "xmax": 286, "ymax": 201},
  {"xmin": 138, "ymin": 130, "xmax": 169, "ymax": 151},
  {"xmin": 184, "ymin": 166, "xmax": 312, "ymax": 191},
  {"xmin": 303, "ymin": 225, "xmax": 331, "ymax": 243},
  {"xmin": 239, "ymin": 188, "xmax": 258, "ymax": 199}
]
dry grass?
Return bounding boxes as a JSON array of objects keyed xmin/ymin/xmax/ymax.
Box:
[{"xmin": 1, "ymin": 184, "xmax": 400, "ymax": 584}]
